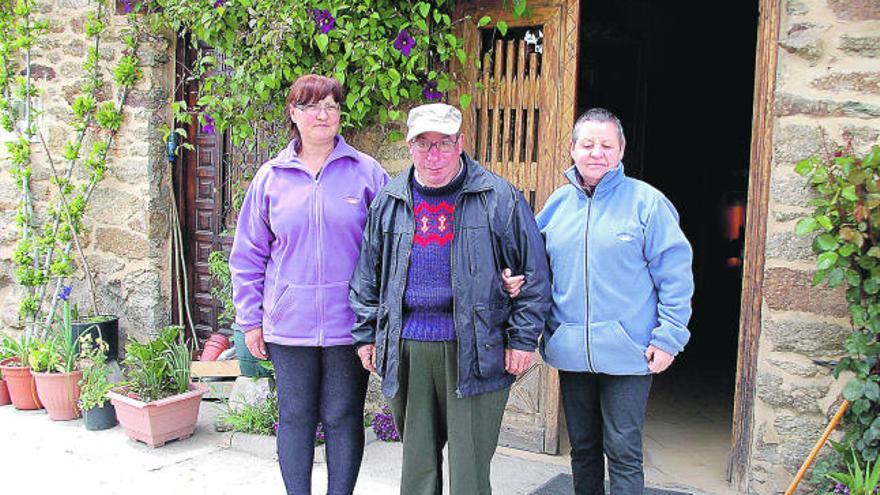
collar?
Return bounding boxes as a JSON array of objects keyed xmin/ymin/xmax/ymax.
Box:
[
  {"xmin": 386, "ymin": 153, "xmax": 494, "ymax": 205},
  {"xmin": 564, "ymin": 162, "xmax": 625, "ymax": 198},
  {"xmin": 268, "ymin": 135, "xmax": 360, "ymax": 170}
]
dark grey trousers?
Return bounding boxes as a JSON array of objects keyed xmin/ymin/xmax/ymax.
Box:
[{"xmin": 559, "ymin": 372, "xmax": 653, "ymax": 495}]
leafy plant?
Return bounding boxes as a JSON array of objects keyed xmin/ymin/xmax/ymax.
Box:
[
  {"xmin": 120, "ymin": 325, "xmax": 194, "ymax": 402},
  {"xmin": 824, "ymin": 444, "xmax": 880, "ymax": 495},
  {"xmin": 1, "ymin": 0, "xmax": 144, "ymax": 336},
  {"xmin": 78, "ymin": 334, "xmax": 114, "ymax": 410},
  {"xmin": 0, "ymin": 332, "xmax": 38, "ymax": 368},
  {"xmin": 220, "ymin": 390, "xmax": 279, "ymax": 436},
  {"xmin": 795, "ymin": 142, "xmax": 880, "ymax": 463},
  {"xmin": 208, "ymin": 250, "xmax": 234, "ymax": 326}
]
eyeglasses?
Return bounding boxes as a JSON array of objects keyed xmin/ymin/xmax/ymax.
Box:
[
  {"xmin": 295, "ymin": 103, "xmax": 341, "ymax": 116},
  {"xmin": 410, "ymin": 136, "xmax": 459, "ymax": 153}
]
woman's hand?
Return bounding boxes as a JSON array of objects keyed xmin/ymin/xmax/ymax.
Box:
[
  {"xmin": 501, "ymin": 268, "xmax": 525, "ymax": 298},
  {"xmin": 245, "ymin": 327, "xmax": 268, "ymax": 359},
  {"xmin": 645, "ymin": 345, "xmax": 674, "ymax": 373},
  {"xmin": 357, "ymin": 344, "xmax": 376, "ymax": 373}
]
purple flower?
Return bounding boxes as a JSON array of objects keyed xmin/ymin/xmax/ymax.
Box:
[
  {"xmin": 201, "ymin": 114, "xmax": 215, "ymax": 135},
  {"xmin": 57, "ymin": 285, "xmax": 72, "ymax": 301},
  {"xmin": 273, "ymin": 421, "xmax": 279, "ymax": 433},
  {"xmin": 315, "ymin": 422, "xmax": 325, "ymax": 444},
  {"xmin": 393, "ymin": 30, "xmax": 415, "ymax": 57},
  {"xmin": 213, "ymin": 0, "xmax": 226, "ymax": 8},
  {"xmin": 311, "ymin": 9, "xmax": 335, "ymax": 34},
  {"xmin": 121, "ymin": 0, "xmax": 133, "ymax": 13},
  {"xmin": 371, "ymin": 405, "xmax": 400, "ymax": 442},
  {"xmin": 422, "ymin": 80, "xmax": 442, "ymax": 101}
]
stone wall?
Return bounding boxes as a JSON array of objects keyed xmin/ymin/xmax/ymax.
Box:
[
  {"xmin": 750, "ymin": 0, "xmax": 880, "ymax": 492},
  {"xmin": 0, "ymin": 1, "xmax": 175, "ymax": 348}
]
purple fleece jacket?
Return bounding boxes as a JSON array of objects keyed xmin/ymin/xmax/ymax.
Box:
[{"xmin": 229, "ymin": 135, "xmax": 388, "ymax": 346}]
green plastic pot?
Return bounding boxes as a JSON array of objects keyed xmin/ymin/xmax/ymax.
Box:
[{"xmin": 232, "ymin": 327, "xmax": 271, "ymax": 378}]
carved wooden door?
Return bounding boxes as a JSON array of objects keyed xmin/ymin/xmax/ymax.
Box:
[{"xmin": 455, "ymin": 0, "xmax": 579, "ymax": 454}]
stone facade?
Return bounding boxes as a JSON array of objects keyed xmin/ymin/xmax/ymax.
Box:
[
  {"xmin": 750, "ymin": 0, "xmax": 880, "ymax": 492},
  {"xmin": 0, "ymin": 1, "xmax": 175, "ymax": 347}
]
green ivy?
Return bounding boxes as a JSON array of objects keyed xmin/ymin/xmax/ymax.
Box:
[{"xmin": 796, "ymin": 143, "xmax": 880, "ymax": 466}]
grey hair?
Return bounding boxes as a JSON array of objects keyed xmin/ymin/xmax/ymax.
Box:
[{"xmin": 571, "ymin": 107, "xmax": 626, "ymax": 147}]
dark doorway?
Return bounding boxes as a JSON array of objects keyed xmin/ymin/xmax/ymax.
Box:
[{"xmin": 574, "ymin": 1, "xmax": 758, "ymax": 490}]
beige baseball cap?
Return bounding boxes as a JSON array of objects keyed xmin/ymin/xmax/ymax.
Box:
[{"xmin": 406, "ymin": 103, "xmax": 462, "ymax": 142}]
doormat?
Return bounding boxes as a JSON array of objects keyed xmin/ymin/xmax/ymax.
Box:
[{"xmin": 530, "ymin": 474, "xmax": 691, "ymax": 495}]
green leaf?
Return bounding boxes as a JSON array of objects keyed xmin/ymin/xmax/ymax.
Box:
[
  {"xmin": 866, "ymin": 380, "xmax": 880, "ymax": 402},
  {"xmin": 418, "ymin": 2, "xmax": 430, "ymax": 17},
  {"xmin": 817, "ymin": 215, "xmax": 833, "ymax": 231},
  {"xmin": 866, "ymin": 276, "xmax": 880, "ymax": 295},
  {"xmin": 842, "ymin": 184, "xmax": 859, "ymax": 201},
  {"xmin": 477, "ymin": 15, "xmax": 491, "ymax": 27},
  {"xmin": 844, "ymin": 378, "xmax": 865, "ymax": 401},
  {"xmin": 816, "ymin": 251, "xmax": 839, "ymax": 270},
  {"xmin": 316, "ymin": 33, "xmax": 329, "ymax": 53},
  {"xmin": 496, "ymin": 20, "xmax": 508, "ymax": 37},
  {"xmin": 827, "ymin": 267, "xmax": 845, "ymax": 287},
  {"xmin": 794, "ymin": 158, "xmax": 814, "ymax": 176},
  {"xmin": 869, "ymin": 246, "xmax": 880, "ymax": 258},
  {"xmin": 795, "ymin": 217, "xmax": 819, "ymax": 236},
  {"xmin": 388, "ymin": 131, "xmax": 404, "ymax": 142},
  {"xmin": 460, "ymin": 93, "xmax": 473, "ymax": 110},
  {"xmin": 816, "ymin": 233, "xmax": 839, "ymax": 251}
]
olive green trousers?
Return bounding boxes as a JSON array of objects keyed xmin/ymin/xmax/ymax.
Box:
[{"xmin": 390, "ymin": 339, "xmax": 509, "ymax": 495}]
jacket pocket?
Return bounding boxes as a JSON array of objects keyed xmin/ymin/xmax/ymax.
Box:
[
  {"xmin": 589, "ymin": 320, "xmax": 649, "ymax": 375},
  {"xmin": 473, "ymin": 303, "xmax": 508, "ymax": 378},
  {"xmin": 266, "ymin": 284, "xmax": 318, "ymax": 331},
  {"xmin": 375, "ymin": 304, "xmax": 389, "ymax": 376},
  {"xmin": 541, "ymin": 323, "xmax": 589, "ymax": 371}
]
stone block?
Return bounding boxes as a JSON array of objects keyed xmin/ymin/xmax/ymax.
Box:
[
  {"xmin": 61, "ymin": 40, "xmax": 85, "ymax": 58},
  {"xmin": 770, "ymin": 169, "xmax": 817, "ymax": 208},
  {"xmin": 764, "ymin": 267, "xmax": 848, "ymax": 318},
  {"xmin": 786, "ymin": 0, "xmax": 808, "ymax": 15},
  {"xmin": 774, "ymin": 93, "xmax": 880, "ymax": 119},
  {"xmin": 756, "ymin": 373, "xmax": 828, "ymax": 413},
  {"xmin": 56, "ymin": 0, "xmax": 90, "ymax": 7},
  {"xmin": 779, "ymin": 24, "xmax": 827, "ymax": 64},
  {"xmin": 767, "ymin": 358, "xmax": 826, "ymax": 377},
  {"xmin": 828, "ymin": 0, "xmax": 880, "ymax": 21},
  {"xmin": 765, "ymin": 230, "xmax": 814, "ymax": 262},
  {"xmin": 812, "ymin": 72, "xmax": 880, "ymax": 95},
  {"xmin": 228, "ymin": 376, "xmax": 273, "ymax": 413},
  {"xmin": 23, "ymin": 64, "xmax": 57, "ymax": 81},
  {"xmin": 94, "ymin": 226, "xmax": 149, "ymax": 259},
  {"xmin": 772, "ymin": 124, "xmax": 824, "ymax": 167},
  {"xmin": 763, "ymin": 316, "xmax": 850, "ymax": 358},
  {"xmin": 84, "ymin": 187, "xmax": 140, "ymax": 226},
  {"xmin": 842, "ymin": 124, "xmax": 880, "ymax": 153},
  {"xmin": 841, "ymin": 35, "xmax": 880, "ymax": 58}
]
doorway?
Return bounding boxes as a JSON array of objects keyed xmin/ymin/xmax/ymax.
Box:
[{"xmin": 574, "ymin": 1, "xmax": 759, "ymax": 491}]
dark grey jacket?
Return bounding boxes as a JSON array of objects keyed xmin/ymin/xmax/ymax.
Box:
[{"xmin": 349, "ymin": 154, "xmax": 551, "ymax": 398}]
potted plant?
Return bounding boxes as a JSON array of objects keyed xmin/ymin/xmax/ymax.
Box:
[
  {"xmin": 0, "ymin": 332, "xmax": 43, "ymax": 410},
  {"xmin": 78, "ymin": 333, "xmax": 117, "ymax": 430},
  {"xmin": 107, "ymin": 325, "xmax": 208, "ymax": 447},
  {"xmin": 31, "ymin": 288, "xmax": 83, "ymax": 421},
  {"xmin": 0, "ymin": 335, "xmax": 14, "ymax": 406},
  {"xmin": 72, "ymin": 313, "xmax": 120, "ymax": 363}
]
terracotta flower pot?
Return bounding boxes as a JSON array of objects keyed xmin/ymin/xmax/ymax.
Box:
[
  {"xmin": 0, "ymin": 358, "xmax": 43, "ymax": 410},
  {"xmin": 199, "ymin": 333, "xmax": 230, "ymax": 361},
  {"xmin": 107, "ymin": 383, "xmax": 209, "ymax": 448},
  {"xmin": 0, "ymin": 379, "xmax": 10, "ymax": 406},
  {"xmin": 33, "ymin": 370, "xmax": 83, "ymax": 421}
]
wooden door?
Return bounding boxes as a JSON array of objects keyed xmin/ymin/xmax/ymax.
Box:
[{"xmin": 455, "ymin": 0, "xmax": 579, "ymax": 454}]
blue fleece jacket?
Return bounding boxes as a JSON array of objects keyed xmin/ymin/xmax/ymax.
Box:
[{"xmin": 536, "ymin": 164, "xmax": 694, "ymax": 375}]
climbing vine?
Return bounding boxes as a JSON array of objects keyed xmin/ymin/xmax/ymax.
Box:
[{"xmin": 1, "ymin": 0, "xmax": 144, "ymax": 335}]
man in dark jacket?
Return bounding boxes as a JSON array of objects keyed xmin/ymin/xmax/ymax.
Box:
[{"xmin": 349, "ymin": 103, "xmax": 551, "ymax": 495}]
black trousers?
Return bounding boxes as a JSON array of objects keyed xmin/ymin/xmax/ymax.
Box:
[
  {"xmin": 559, "ymin": 372, "xmax": 653, "ymax": 495},
  {"xmin": 269, "ymin": 344, "xmax": 369, "ymax": 495}
]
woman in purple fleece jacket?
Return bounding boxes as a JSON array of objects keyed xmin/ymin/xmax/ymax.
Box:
[{"xmin": 230, "ymin": 74, "xmax": 388, "ymax": 495}]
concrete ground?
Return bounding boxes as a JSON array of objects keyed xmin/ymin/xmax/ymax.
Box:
[{"xmin": 0, "ymin": 397, "xmax": 733, "ymax": 494}]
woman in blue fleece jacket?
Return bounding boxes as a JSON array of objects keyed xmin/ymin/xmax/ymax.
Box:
[{"xmin": 537, "ymin": 108, "xmax": 694, "ymax": 494}]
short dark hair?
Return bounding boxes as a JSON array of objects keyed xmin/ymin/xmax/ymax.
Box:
[
  {"xmin": 571, "ymin": 107, "xmax": 626, "ymax": 148},
  {"xmin": 286, "ymin": 74, "xmax": 344, "ymax": 139}
]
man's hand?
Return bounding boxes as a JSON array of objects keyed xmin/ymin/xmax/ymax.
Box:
[
  {"xmin": 245, "ymin": 327, "xmax": 268, "ymax": 359},
  {"xmin": 505, "ymin": 349, "xmax": 534, "ymax": 376},
  {"xmin": 357, "ymin": 344, "xmax": 377, "ymax": 373},
  {"xmin": 501, "ymin": 268, "xmax": 525, "ymax": 298},
  {"xmin": 645, "ymin": 345, "xmax": 675, "ymax": 373}
]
